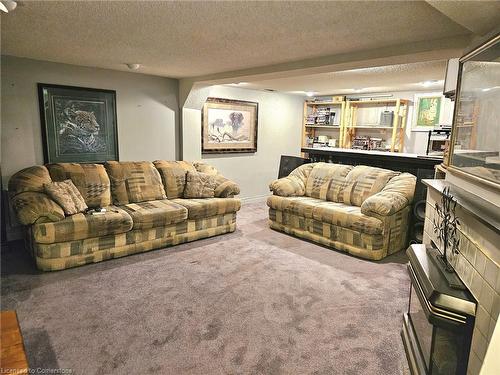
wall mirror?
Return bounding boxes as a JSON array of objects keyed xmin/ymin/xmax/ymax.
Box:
[{"xmin": 449, "ymin": 32, "xmax": 500, "ymax": 188}]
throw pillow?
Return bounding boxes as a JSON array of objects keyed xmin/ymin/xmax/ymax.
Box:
[
  {"xmin": 183, "ymin": 171, "xmax": 218, "ymax": 198},
  {"xmin": 44, "ymin": 180, "xmax": 88, "ymax": 215}
]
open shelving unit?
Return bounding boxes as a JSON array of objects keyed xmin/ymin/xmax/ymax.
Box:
[
  {"xmin": 301, "ymin": 96, "xmax": 347, "ymax": 149},
  {"xmin": 343, "ymin": 99, "xmax": 409, "ymax": 152},
  {"xmin": 302, "ymin": 97, "xmax": 410, "ymax": 153}
]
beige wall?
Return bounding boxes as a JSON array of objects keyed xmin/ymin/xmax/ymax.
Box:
[
  {"xmin": 182, "ymin": 86, "xmax": 304, "ymax": 200},
  {"xmin": 1, "ymin": 56, "xmax": 179, "ymax": 188}
]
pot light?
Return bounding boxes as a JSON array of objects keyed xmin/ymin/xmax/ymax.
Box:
[
  {"xmin": 482, "ymin": 86, "xmax": 500, "ymax": 92},
  {"xmin": 0, "ymin": 0, "xmax": 17, "ymax": 12},
  {"xmin": 125, "ymin": 63, "xmax": 141, "ymax": 70},
  {"xmin": 419, "ymin": 80, "xmax": 441, "ymax": 88},
  {"xmin": 353, "ymin": 88, "xmax": 364, "ymax": 93},
  {"xmin": 305, "ymin": 91, "xmax": 315, "ymax": 97}
]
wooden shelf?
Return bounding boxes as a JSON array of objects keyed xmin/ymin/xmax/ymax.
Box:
[
  {"xmin": 306, "ymin": 101, "xmax": 343, "ymax": 106},
  {"xmin": 345, "ymin": 98, "xmax": 408, "ymax": 152},
  {"xmin": 351, "ymin": 126, "xmax": 394, "ymax": 129},
  {"xmin": 348, "ymin": 99, "xmax": 408, "ymax": 105},
  {"xmin": 305, "ymin": 125, "xmax": 341, "ymax": 129},
  {"xmin": 302, "ymin": 96, "xmax": 408, "ymax": 154}
]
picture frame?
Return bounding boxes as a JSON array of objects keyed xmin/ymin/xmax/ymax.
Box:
[
  {"xmin": 202, "ymin": 97, "xmax": 258, "ymax": 154},
  {"xmin": 412, "ymin": 92, "xmax": 444, "ymax": 131},
  {"xmin": 38, "ymin": 83, "xmax": 119, "ymax": 163}
]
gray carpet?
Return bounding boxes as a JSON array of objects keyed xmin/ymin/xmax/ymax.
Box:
[{"xmin": 1, "ymin": 201, "xmax": 410, "ymax": 375}]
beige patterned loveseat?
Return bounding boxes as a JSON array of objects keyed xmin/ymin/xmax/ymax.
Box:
[
  {"xmin": 9, "ymin": 161, "xmax": 240, "ymax": 271},
  {"xmin": 268, "ymin": 163, "xmax": 416, "ymax": 260}
]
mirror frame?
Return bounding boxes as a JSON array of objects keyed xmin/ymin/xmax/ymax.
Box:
[{"xmin": 446, "ymin": 31, "xmax": 500, "ymax": 191}]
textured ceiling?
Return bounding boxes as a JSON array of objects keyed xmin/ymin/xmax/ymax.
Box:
[
  {"xmin": 2, "ymin": 1, "xmax": 492, "ymax": 78},
  {"xmin": 229, "ymin": 60, "xmax": 448, "ymax": 95}
]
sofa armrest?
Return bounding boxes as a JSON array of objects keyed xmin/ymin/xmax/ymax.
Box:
[
  {"xmin": 213, "ymin": 175, "xmax": 240, "ymax": 197},
  {"xmin": 10, "ymin": 192, "xmax": 65, "ymax": 225},
  {"xmin": 360, "ymin": 173, "xmax": 416, "ymax": 217},
  {"xmin": 269, "ymin": 176, "xmax": 305, "ymax": 197},
  {"xmin": 361, "ymin": 191, "xmax": 410, "ymax": 217}
]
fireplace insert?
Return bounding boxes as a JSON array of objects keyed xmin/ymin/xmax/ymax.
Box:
[{"xmin": 402, "ymin": 245, "xmax": 476, "ymax": 375}]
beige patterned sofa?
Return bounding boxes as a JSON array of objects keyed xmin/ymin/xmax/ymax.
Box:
[
  {"xmin": 8, "ymin": 161, "xmax": 240, "ymax": 271},
  {"xmin": 268, "ymin": 163, "xmax": 416, "ymax": 260}
]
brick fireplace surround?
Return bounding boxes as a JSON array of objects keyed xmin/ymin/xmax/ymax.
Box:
[{"xmin": 423, "ymin": 178, "xmax": 499, "ymax": 375}]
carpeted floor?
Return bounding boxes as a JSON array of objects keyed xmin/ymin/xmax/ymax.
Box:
[{"xmin": 1, "ymin": 201, "xmax": 410, "ymax": 375}]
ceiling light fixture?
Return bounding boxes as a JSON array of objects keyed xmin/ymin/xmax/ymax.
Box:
[
  {"xmin": 419, "ymin": 80, "xmax": 440, "ymax": 88},
  {"xmin": 482, "ymin": 86, "xmax": 500, "ymax": 92},
  {"xmin": 237, "ymin": 82, "xmax": 249, "ymax": 85},
  {"xmin": 353, "ymin": 88, "xmax": 364, "ymax": 93},
  {"xmin": 305, "ymin": 91, "xmax": 315, "ymax": 97},
  {"xmin": 0, "ymin": 0, "xmax": 17, "ymax": 12},
  {"xmin": 125, "ymin": 63, "xmax": 141, "ymax": 70}
]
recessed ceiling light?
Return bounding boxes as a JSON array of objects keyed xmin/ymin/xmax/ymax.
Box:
[
  {"xmin": 419, "ymin": 80, "xmax": 441, "ymax": 87},
  {"xmin": 125, "ymin": 63, "xmax": 141, "ymax": 70},
  {"xmin": 305, "ymin": 91, "xmax": 315, "ymax": 97},
  {"xmin": 353, "ymin": 88, "xmax": 364, "ymax": 93},
  {"xmin": 482, "ymin": 86, "xmax": 500, "ymax": 92},
  {"xmin": 0, "ymin": 0, "xmax": 17, "ymax": 13}
]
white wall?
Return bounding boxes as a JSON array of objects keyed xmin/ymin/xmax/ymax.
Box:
[
  {"xmin": 182, "ymin": 86, "xmax": 304, "ymax": 200},
  {"xmin": 1, "ymin": 56, "xmax": 179, "ymax": 188}
]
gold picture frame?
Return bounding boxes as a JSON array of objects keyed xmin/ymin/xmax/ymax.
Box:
[{"xmin": 202, "ymin": 97, "xmax": 258, "ymax": 154}]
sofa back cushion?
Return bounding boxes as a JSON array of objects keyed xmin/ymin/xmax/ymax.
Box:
[
  {"xmin": 305, "ymin": 163, "xmax": 352, "ymax": 201},
  {"xmin": 8, "ymin": 165, "xmax": 52, "ymax": 196},
  {"xmin": 153, "ymin": 160, "xmax": 196, "ymax": 199},
  {"xmin": 342, "ymin": 165, "xmax": 399, "ymax": 207},
  {"xmin": 193, "ymin": 162, "xmax": 219, "ymax": 176},
  {"xmin": 47, "ymin": 163, "xmax": 111, "ymax": 208},
  {"xmin": 105, "ymin": 161, "xmax": 166, "ymax": 205}
]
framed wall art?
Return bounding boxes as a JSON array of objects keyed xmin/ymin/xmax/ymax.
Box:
[
  {"xmin": 38, "ymin": 83, "xmax": 119, "ymax": 163},
  {"xmin": 202, "ymin": 97, "xmax": 258, "ymax": 153},
  {"xmin": 412, "ymin": 92, "xmax": 443, "ymax": 131}
]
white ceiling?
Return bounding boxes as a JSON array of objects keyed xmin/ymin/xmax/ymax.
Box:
[
  {"xmin": 2, "ymin": 1, "xmax": 499, "ymax": 79},
  {"xmin": 228, "ymin": 60, "xmax": 449, "ymax": 96}
]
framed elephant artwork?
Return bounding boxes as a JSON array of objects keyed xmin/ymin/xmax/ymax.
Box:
[
  {"xmin": 202, "ymin": 97, "xmax": 258, "ymax": 153},
  {"xmin": 38, "ymin": 83, "xmax": 119, "ymax": 163}
]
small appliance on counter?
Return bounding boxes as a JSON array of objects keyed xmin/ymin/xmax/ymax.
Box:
[
  {"xmin": 379, "ymin": 110, "xmax": 394, "ymax": 127},
  {"xmin": 427, "ymin": 126, "xmax": 451, "ymax": 156},
  {"xmin": 351, "ymin": 136, "xmax": 387, "ymax": 151}
]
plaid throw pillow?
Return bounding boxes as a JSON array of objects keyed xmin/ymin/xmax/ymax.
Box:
[
  {"xmin": 44, "ymin": 180, "xmax": 88, "ymax": 215},
  {"xmin": 183, "ymin": 171, "xmax": 218, "ymax": 198}
]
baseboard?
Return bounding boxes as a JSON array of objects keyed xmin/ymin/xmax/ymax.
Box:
[{"xmin": 240, "ymin": 194, "xmax": 270, "ymax": 204}]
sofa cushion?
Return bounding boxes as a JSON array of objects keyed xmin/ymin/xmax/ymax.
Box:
[
  {"xmin": 172, "ymin": 198, "xmax": 241, "ymax": 220},
  {"xmin": 212, "ymin": 175, "xmax": 240, "ymax": 198},
  {"xmin": 184, "ymin": 171, "xmax": 218, "ymax": 198},
  {"xmin": 47, "ymin": 163, "xmax": 111, "ymax": 208},
  {"xmin": 154, "ymin": 160, "xmax": 196, "ymax": 199},
  {"xmin": 11, "ymin": 192, "xmax": 65, "ymax": 225},
  {"xmin": 33, "ymin": 207, "xmax": 133, "ymax": 244},
  {"xmin": 267, "ymin": 196, "xmax": 324, "ymax": 218},
  {"xmin": 8, "ymin": 165, "xmax": 52, "ymax": 196},
  {"xmin": 193, "ymin": 161, "xmax": 219, "ymax": 176},
  {"xmin": 120, "ymin": 200, "xmax": 188, "ymax": 229},
  {"xmin": 312, "ymin": 201, "xmax": 383, "ymax": 235},
  {"xmin": 342, "ymin": 166, "xmax": 399, "ymax": 207},
  {"xmin": 305, "ymin": 163, "xmax": 353, "ymax": 201},
  {"xmin": 44, "ymin": 180, "xmax": 88, "ymax": 215},
  {"xmin": 105, "ymin": 161, "xmax": 166, "ymax": 205},
  {"xmin": 361, "ymin": 173, "xmax": 416, "ymax": 217}
]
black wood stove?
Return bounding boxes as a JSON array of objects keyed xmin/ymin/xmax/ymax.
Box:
[{"xmin": 402, "ymin": 245, "xmax": 477, "ymax": 375}]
